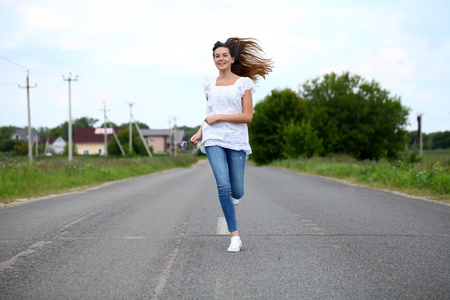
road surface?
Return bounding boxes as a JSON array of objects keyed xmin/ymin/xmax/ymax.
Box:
[{"xmin": 1, "ymin": 161, "xmax": 449, "ymax": 299}]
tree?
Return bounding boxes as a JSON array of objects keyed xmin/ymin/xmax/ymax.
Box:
[
  {"xmin": 74, "ymin": 117, "xmax": 98, "ymax": 128},
  {"xmin": 432, "ymin": 131, "xmax": 450, "ymax": 149},
  {"xmin": 249, "ymin": 88, "xmax": 318, "ymax": 164},
  {"xmin": 119, "ymin": 121, "xmax": 149, "ymax": 129},
  {"xmin": 49, "ymin": 117, "xmax": 99, "ymax": 141},
  {"xmin": 300, "ymin": 71, "xmax": 410, "ymax": 160},
  {"xmin": 12, "ymin": 142, "xmax": 28, "ymax": 156},
  {"xmin": 98, "ymin": 121, "xmax": 118, "ymax": 129},
  {"xmin": 282, "ymin": 120, "xmax": 324, "ymax": 159},
  {"xmin": 37, "ymin": 127, "xmax": 51, "ymax": 139},
  {"xmin": 107, "ymin": 127, "xmax": 151, "ymax": 156},
  {"xmin": 0, "ymin": 126, "xmax": 21, "ymax": 152}
]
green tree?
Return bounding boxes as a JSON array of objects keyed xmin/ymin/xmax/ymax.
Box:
[
  {"xmin": 50, "ymin": 117, "xmax": 98, "ymax": 140},
  {"xmin": 119, "ymin": 121, "xmax": 150, "ymax": 129},
  {"xmin": 0, "ymin": 126, "xmax": 21, "ymax": 152},
  {"xmin": 300, "ymin": 71, "xmax": 410, "ymax": 160},
  {"xmin": 432, "ymin": 131, "xmax": 450, "ymax": 149},
  {"xmin": 12, "ymin": 142, "xmax": 28, "ymax": 156},
  {"xmin": 249, "ymin": 88, "xmax": 313, "ymax": 164},
  {"xmin": 98, "ymin": 121, "xmax": 119, "ymax": 128},
  {"xmin": 36, "ymin": 127, "xmax": 51, "ymax": 139},
  {"xmin": 0, "ymin": 139, "xmax": 23, "ymax": 153},
  {"xmin": 74, "ymin": 117, "xmax": 99, "ymax": 128},
  {"xmin": 108, "ymin": 127, "xmax": 152, "ymax": 156},
  {"xmin": 282, "ymin": 120, "xmax": 324, "ymax": 159}
]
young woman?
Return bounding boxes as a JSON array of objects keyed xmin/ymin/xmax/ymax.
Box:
[{"xmin": 190, "ymin": 37, "xmax": 273, "ymax": 252}]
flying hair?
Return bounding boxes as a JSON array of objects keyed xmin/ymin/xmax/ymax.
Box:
[{"xmin": 213, "ymin": 37, "xmax": 274, "ymax": 83}]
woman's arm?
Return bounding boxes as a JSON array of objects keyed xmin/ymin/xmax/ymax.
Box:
[
  {"xmin": 190, "ymin": 123, "xmax": 203, "ymax": 145},
  {"xmin": 204, "ymin": 90, "xmax": 253, "ymax": 125}
]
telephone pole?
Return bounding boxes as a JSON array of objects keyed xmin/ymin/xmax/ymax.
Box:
[
  {"xmin": 101, "ymin": 102, "xmax": 110, "ymax": 156},
  {"xmin": 173, "ymin": 117, "xmax": 177, "ymax": 156},
  {"xmin": 417, "ymin": 113, "xmax": 423, "ymax": 156},
  {"xmin": 18, "ymin": 71, "xmax": 37, "ymax": 161},
  {"xmin": 63, "ymin": 73, "xmax": 78, "ymax": 162},
  {"xmin": 128, "ymin": 102, "xmax": 135, "ymax": 153}
]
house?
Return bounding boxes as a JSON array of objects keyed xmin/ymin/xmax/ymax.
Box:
[
  {"xmin": 73, "ymin": 127, "xmax": 185, "ymax": 155},
  {"xmin": 73, "ymin": 127, "xmax": 123, "ymax": 155},
  {"xmin": 141, "ymin": 129, "xmax": 184, "ymax": 154},
  {"xmin": 42, "ymin": 137, "xmax": 66, "ymax": 155},
  {"xmin": 10, "ymin": 129, "xmax": 41, "ymax": 144}
]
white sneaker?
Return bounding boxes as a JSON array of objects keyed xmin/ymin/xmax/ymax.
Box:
[
  {"xmin": 227, "ymin": 236, "xmax": 242, "ymax": 252},
  {"xmin": 232, "ymin": 198, "xmax": 240, "ymax": 206}
]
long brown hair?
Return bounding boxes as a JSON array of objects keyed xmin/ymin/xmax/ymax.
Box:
[{"xmin": 213, "ymin": 37, "xmax": 273, "ymax": 83}]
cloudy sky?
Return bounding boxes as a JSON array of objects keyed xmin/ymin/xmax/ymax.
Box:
[{"xmin": 1, "ymin": 0, "xmax": 449, "ymax": 134}]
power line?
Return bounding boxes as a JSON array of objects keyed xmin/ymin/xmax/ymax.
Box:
[
  {"xmin": 0, "ymin": 54, "xmax": 61, "ymax": 77},
  {"xmin": 0, "ymin": 54, "xmax": 29, "ymax": 70}
]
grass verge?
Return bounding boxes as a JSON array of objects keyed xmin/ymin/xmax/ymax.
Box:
[
  {"xmin": 0, "ymin": 155, "xmax": 198, "ymax": 205},
  {"xmin": 270, "ymin": 151, "xmax": 450, "ymax": 203}
]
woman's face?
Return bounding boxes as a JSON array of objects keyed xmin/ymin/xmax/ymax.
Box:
[{"xmin": 214, "ymin": 47, "xmax": 234, "ymax": 71}]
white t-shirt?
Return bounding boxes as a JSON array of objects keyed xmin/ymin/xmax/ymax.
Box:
[{"xmin": 200, "ymin": 76, "xmax": 256, "ymax": 155}]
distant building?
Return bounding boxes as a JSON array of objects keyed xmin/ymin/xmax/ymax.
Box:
[
  {"xmin": 10, "ymin": 129, "xmax": 41, "ymax": 144},
  {"xmin": 42, "ymin": 137, "xmax": 66, "ymax": 155},
  {"xmin": 73, "ymin": 127, "xmax": 123, "ymax": 155},
  {"xmin": 73, "ymin": 127, "xmax": 185, "ymax": 155},
  {"xmin": 141, "ymin": 129, "xmax": 184, "ymax": 154}
]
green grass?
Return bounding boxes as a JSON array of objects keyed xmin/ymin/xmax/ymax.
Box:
[
  {"xmin": 0, "ymin": 155, "xmax": 198, "ymax": 205},
  {"xmin": 270, "ymin": 150, "xmax": 450, "ymax": 203}
]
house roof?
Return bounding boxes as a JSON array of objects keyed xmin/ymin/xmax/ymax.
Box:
[
  {"xmin": 47, "ymin": 137, "xmax": 59, "ymax": 144},
  {"xmin": 10, "ymin": 129, "xmax": 41, "ymax": 142},
  {"xmin": 73, "ymin": 128, "xmax": 124, "ymax": 143},
  {"xmin": 43, "ymin": 137, "xmax": 66, "ymax": 144}
]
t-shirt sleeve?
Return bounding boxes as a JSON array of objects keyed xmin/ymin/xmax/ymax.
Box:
[
  {"xmin": 240, "ymin": 77, "xmax": 256, "ymax": 97},
  {"xmin": 202, "ymin": 77, "xmax": 211, "ymax": 98}
]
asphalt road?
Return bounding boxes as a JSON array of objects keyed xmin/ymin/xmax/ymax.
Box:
[{"xmin": 0, "ymin": 161, "xmax": 449, "ymax": 299}]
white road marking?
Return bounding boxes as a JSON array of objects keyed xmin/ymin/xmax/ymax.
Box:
[
  {"xmin": 59, "ymin": 210, "xmax": 100, "ymax": 232},
  {"xmin": 150, "ymin": 222, "xmax": 187, "ymax": 299},
  {"xmin": 0, "ymin": 240, "xmax": 52, "ymax": 272},
  {"xmin": 216, "ymin": 217, "xmax": 229, "ymax": 236}
]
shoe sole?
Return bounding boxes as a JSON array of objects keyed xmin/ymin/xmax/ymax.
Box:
[
  {"xmin": 227, "ymin": 248, "xmax": 241, "ymax": 252},
  {"xmin": 227, "ymin": 243, "xmax": 242, "ymax": 252}
]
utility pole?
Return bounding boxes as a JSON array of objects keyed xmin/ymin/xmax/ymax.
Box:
[
  {"xmin": 168, "ymin": 117, "xmax": 172, "ymax": 155},
  {"xmin": 106, "ymin": 115, "xmax": 125, "ymax": 156},
  {"xmin": 173, "ymin": 117, "xmax": 177, "ymax": 156},
  {"xmin": 128, "ymin": 102, "xmax": 135, "ymax": 153},
  {"xmin": 63, "ymin": 73, "xmax": 78, "ymax": 162},
  {"xmin": 18, "ymin": 71, "xmax": 37, "ymax": 161},
  {"xmin": 417, "ymin": 113, "xmax": 423, "ymax": 156},
  {"xmin": 101, "ymin": 102, "xmax": 110, "ymax": 156},
  {"xmin": 132, "ymin": 114, "xmax": 153, "ymax": 158}
]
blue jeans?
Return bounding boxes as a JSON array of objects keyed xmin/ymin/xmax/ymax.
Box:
[{"xmin": 205, "ymin": 146, "xmax": 246, "ymax": 233}]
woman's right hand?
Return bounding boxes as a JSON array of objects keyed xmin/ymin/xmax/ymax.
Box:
[{"xmin": 190, "ymin": 131, "xmax": 202, "ymax": 145}]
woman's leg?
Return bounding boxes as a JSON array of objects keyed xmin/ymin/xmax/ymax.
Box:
[
  {"xmin": 227, "ymin": 149, "xmax": 246, "ymax": 200},
  {"xmin": 205, "ymin": 146, "xmax": 238, "ymax": 233}
]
